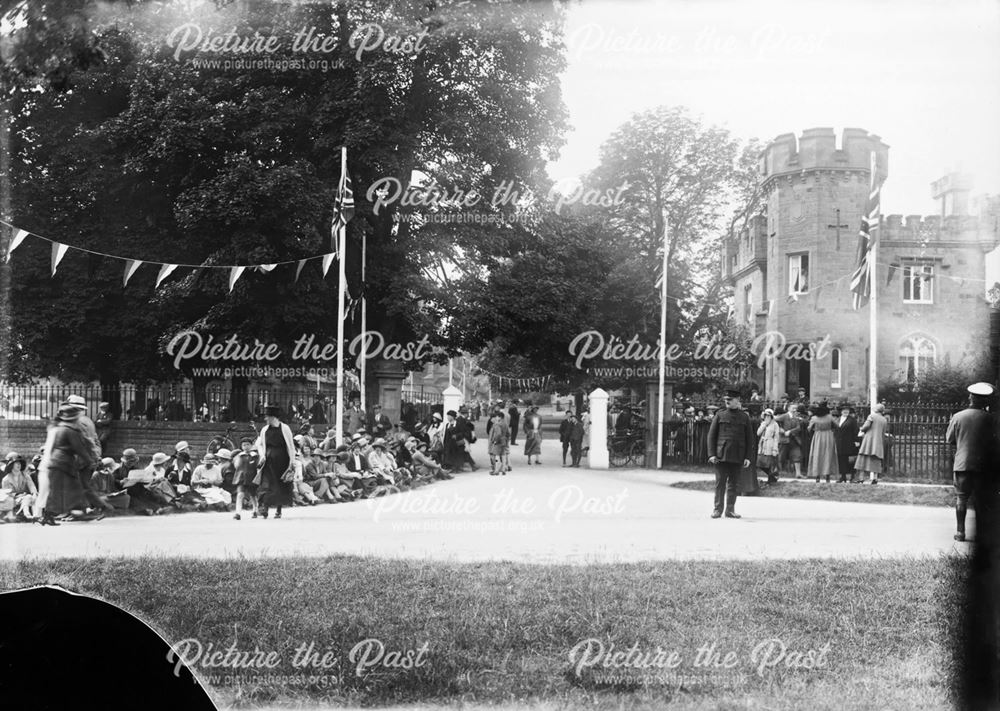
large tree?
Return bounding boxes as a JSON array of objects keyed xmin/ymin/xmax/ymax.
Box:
[
  {"xmin": 454, "ymin": 106, "xmax": 764, "ymax": 389},
  {"xmin": 4, "ymin": 0, "xmax": 570, "ymax": 409}
]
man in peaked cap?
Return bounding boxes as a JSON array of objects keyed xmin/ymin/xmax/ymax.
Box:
[
  {"xmin": 946, "ymin": 382, "xmax": 999, "ymax": 542},
  {"xmin": 706, "ymin": 388, "xmax": 754, "ymax": 519}
]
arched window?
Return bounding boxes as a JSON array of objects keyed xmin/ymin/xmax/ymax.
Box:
[
  {"xmin": 898, "ymin": 335, "xmax": 936, "ymax": 384},
  {"xmin": 830, "ymin": 347, "xmax": 842, "ymax": 389}
]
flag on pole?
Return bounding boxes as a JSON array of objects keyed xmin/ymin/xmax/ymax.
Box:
[
  {"xmin": 851, "ymin": 153, "xmax": 883, "ymax": 309},
  {"xmin": 332, "ymin": 162, "xmax": 355, "ymax": 235}
]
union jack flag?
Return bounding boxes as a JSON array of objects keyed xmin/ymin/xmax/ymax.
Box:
[
  {"xmin": 331, "ymin": 151, "xmax": 355, "ymax": 238},
  {"xmin": 850, "ymin": 153, "xmax": 882, "ymax": 309}
]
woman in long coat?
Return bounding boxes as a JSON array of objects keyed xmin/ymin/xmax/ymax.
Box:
[
  {"xmin": 807, "ymin": 402, "xmax": 839, "ymax": 482},
  {"xmin": 523, "ymin": 406, "xmax": 542, "ymax": 465},
  {"xmin": 855, "ymin": 403, "xmax": 888, "ymax": 484},
  {"xmin": 756, "ymin": 409, "xmax": 781, "ymax": 484},
  {"xmin": 254, "ymin": 405, "xmax": 296, "ymax": 518},
  {"xmin": 35, "ymin": 404, "xmax": 97, "ymax": 525},
  {"xmin": 834, "ymin": 405, "xmax": 860, "ymax": 482}
]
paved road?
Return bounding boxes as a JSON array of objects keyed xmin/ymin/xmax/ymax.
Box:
[{"xmin": 0, "ymin": 439, "xmax": 970, "ymax": 562}]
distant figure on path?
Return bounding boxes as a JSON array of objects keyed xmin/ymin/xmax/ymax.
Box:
[
  {"xmin": 835, "ymin": 404, "xmax": 860, "ymax": 483},
  {"xmin": 523, "ymin": 406, "xmax": 542, "ymax": 466},
  {"xmin": 508, "ymin": 402, "xmax": 521, "ymax": 446}
]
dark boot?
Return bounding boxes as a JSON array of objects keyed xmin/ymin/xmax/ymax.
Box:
[
  {"xmin": 36, "ymin": 509, "xmax": 60, "ymax": 526},
  {"xmin": 955, "ymin": 505, "xmax": 967, "ymax": 541}
]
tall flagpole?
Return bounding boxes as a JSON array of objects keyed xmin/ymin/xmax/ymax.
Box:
[
  {"xmin": 335, "ymin": 146, "xmax": 347, "ymax": 447},
  {"xmin": 360, "ymin": 232, "xmax": 367, "ymax": 412},
  {"xmin": 656, "ymin": 214, "xmax": 669, "ymax": 470},
  {"xmin": 868, "ymin": 153, "xmax": 879, "ymax": 408}
]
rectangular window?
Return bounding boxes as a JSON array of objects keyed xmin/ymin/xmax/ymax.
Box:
[
  {"xmin": 830, "ymin": 348, "xmax": 842, "ymax": 388},
  {"xmin": 788, "ymin": 253, "xmax": 809, "ymax": 295},
  {"xmin": 902, "ymin": 262, "xmax": 934, "ymax": 303}
]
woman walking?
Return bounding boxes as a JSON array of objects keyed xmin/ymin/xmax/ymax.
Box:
[
  {"xmin": 756, "ymin": 409, "xmax": 781, "ymax": 484},
  {"xmin": 35, "ymin": 404, "xmax": 98, "ymax": 525},
  {"xmin": 523, "ymin": 406, "xmax": 543, "ymax": 466},
  {"xmin": 254, "ymin": 405, "xmax": 296, "ymax": 518},
  {"xmin": 488, "ymin": 411, "xmax": 510, "ymax": 475},
  {"xmin": 855, "ymin": 403, "xmax": 888, "ymax": 484},
  {"xmin": 807, "ymin": 401, "xmax": 839, "ymax": 483}
]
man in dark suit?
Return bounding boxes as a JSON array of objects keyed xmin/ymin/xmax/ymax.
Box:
[
  {"xmin": 345, "ymin": 437, "xmax": 370, "ymax": 473},
  {"xmin": 559, "ymin": 411, "xmax": 574, "ymax": 466},
  {"xmin": 707, "ymin": 388, "xmax": 754, "ymax": 519},
  {"xmin": 569, "ymin": 412, "xmax": 585, "ymax": 467},
  {"xmin": 367, "ymin": 403, "xmax": 393, "ymax": 438},
  {"xmin": 508, "ymin": 402, "xmax": 520, "ymax": 446}
]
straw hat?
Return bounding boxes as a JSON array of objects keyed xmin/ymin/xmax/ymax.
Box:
[{"xmin": 150, "ymin": 452, "xmax": 170, "ymax": 467}]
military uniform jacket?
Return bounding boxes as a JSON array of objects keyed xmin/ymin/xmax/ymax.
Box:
[{"xmin": 707, "ymin": 408, "xmax": 754, "ymax": 463}]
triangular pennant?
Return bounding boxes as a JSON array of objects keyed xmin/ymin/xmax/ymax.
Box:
[
  {"xmin": 321, "ymin": 252, "xmax": 335, "ymax": 277},
  {"xmin": 295, "ymin": 259, "xmax": 307, "ymax": 283},
  {"xmin": 6, "ymin": 229, "xmax": 28, "ymax": 261},
  {"xmin": 50, "ymin": 242, "xmax": 69, "ymax": 276},
  {"xmin": 787, "ymin": 292, "xmax": 799, "ymax": 304},
  {"xmin": 257, "ymin": 264, "xmax": 276, "ymax": 273},
  {"xmin": 156, "ymin": 263, "xmax": 178, "ymax": 287},
  {"xmin": 229, "ymin": 266, "xmax": 246, "ymax": 292},
  {"xmin": 123, "ymin": 259, "xmax": 143, "ymax": 287}
]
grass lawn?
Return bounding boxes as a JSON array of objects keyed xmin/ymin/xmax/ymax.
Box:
[
  {"xmin": 672, "ymin": 479, "xmax": 954, "ymax": 507},
  {"xmin": 0, "ymin": 556, "xmax": 964, "ymax": 710}
]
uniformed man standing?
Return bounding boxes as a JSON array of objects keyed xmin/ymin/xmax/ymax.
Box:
[
  {"xmin": 706, "ymin": 388, "xmax": 754, "ymax": 519},
  {"xmin": 946, "ymin": 382, "xmax": 998, "ymax": 542}
]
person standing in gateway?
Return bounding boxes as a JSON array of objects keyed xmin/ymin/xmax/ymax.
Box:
[
  {"xmin": 946, "ymin": 382, "xmax": 998, "ymax": 542},
  {"xmin": 706, "ymin": 388, "xmax": 754, "ymax": 519}
]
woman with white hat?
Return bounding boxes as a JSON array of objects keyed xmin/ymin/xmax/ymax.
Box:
[{"xmin": 191, "ymin": 452, "xmax": 232, "ymax": 510}]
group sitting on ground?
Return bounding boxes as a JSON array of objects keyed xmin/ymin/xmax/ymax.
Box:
[{"xmin": 2, "ymin": 397, "xmax": 464, "ymax": 525}]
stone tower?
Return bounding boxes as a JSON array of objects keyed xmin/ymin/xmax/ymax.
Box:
[
  {"xmin": 733, "ymin": 128, "xmax": 888, "ymax": 400},
  {"xmin": 725, "ymin": 127, "xmax": 997, "ymax": 401}
]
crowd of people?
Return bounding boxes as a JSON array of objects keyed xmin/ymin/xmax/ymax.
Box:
[
  {"xmin": 0, "ymin": 395, "xmax": 485, "ymax": 525},
  {"xmin": 668, "ymin": 387, "xmax": 892, "ymax": 486}
]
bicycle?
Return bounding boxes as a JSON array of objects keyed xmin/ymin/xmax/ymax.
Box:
[
  {"xmin": 206, "ymin": 421, "xmax": 258, "ymax": 455},
  {"xmin": 609, "ymin": 428, "xmax": 646, "ymax": 468}
]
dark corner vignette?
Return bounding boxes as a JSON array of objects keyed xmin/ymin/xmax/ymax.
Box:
[{"xmin": 0, "ymin": 585, "xmax": 216, "ymax": 710}]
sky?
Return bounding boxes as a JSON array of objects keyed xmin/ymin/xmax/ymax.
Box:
[{"xmin": 546, "ymin": 0, "xmax": 1000, "ymax": 218}]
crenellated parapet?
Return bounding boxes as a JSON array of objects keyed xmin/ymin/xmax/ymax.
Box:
[
  {"xmin": 881, "ymin": 213, "xmax": 994, "ymax": 246},
  {"xmin": 759, "ymin": 127, "xmax": 889, "ymax": 192}
]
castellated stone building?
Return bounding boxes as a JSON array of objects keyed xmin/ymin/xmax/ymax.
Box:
[{"xmin": 723, "ymin": 127, "xmax": 999, "ymax": 402}]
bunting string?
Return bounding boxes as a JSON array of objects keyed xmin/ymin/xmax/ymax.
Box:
[{"xmin": 0, "ymin": 219, "xmax": 342, "ymax": 283}]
